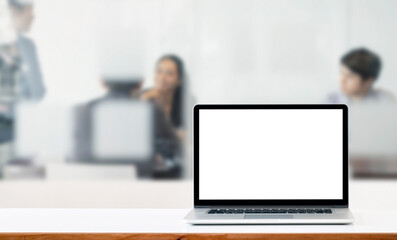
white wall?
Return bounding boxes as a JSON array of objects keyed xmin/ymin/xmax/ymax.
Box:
[
  {"xmin": 31, "ymin": 0, "xmax": 194, "ymax": 103},
  {"xmin": 349, "ymin": 0, "xmax": 397, "ymax": 95},
  {"xmin": 29, "ymin": 0, "xmax": 397, "ymax": 104},
  {"xmin": 191, "ymin": 0, "xmax": 348, "ymax": 103}
]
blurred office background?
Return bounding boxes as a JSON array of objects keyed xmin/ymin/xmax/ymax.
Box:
[{"xmin": 0, "ymin": 0, "xmax": 396, "ymax": 207}]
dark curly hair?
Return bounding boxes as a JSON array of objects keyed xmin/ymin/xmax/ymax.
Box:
[{"xmin": 341, "ymin": 48, "xmax": 382, "ymax": 81}]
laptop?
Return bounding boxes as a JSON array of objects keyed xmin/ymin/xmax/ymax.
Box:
[{"xmin": 184, "ymin": 104, "xmax": 353, "ymax": 224}]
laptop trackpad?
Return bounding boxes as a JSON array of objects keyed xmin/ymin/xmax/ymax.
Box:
[{"xmin": 244, "ymin": 215, "xmax": 294, "ymax": 219}]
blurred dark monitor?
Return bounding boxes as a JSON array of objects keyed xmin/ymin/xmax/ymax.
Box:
[{"xmin": 102, "ymin": 77, "xmax": 141, "ymax": 92}]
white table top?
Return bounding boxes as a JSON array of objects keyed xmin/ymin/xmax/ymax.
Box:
[
  {"xmin": 0, "ymin": 208, "xmax": 396, "ymax": 233},
  {"xmin": 0, "ymin": 179, "xmax": 395, "ymax": 233}
]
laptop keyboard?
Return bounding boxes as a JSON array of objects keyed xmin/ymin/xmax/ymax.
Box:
[{"xmin": 207, "ymin": 208, "xmax": 332, "ymax": 214}]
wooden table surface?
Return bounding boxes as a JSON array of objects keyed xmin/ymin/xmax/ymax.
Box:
[{"xmin": 0, "ymin": 233, "xmax": 396, "ymax": 240}]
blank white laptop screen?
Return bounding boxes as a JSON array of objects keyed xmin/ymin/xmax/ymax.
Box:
[{"xmin": 199, "ymin": 109, "xmax": 343, "ymax": 200}]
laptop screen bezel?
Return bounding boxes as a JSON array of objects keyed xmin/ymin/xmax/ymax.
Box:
[{"xmin": 193, "ymin": 104, "xmax": 348, "ymax": 207}]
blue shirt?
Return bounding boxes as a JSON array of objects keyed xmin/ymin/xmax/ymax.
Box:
[
  {"xmin": 325, "ymin": 88, "xmax": 395, "ymax": 105},
  {"xmin": 16, "ymin": 35, "xmax": 46, "ymax": 100}
]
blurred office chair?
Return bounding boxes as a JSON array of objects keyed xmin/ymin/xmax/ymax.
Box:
[{"xmin": 350, "ymin": 105, "xmax": 397, "ymax": 178}]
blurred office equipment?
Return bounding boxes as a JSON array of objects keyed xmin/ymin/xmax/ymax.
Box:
[
  {"xmin": 73, "ymin": 79, "xmax": 182, "ymax": 178},
  {"xmin": 8, "ymin": 102, "xmax": 72, "ymax": 179},
  {"xmin": 92, "ymin": 100, "xmax": 153, "ymax": 162},
  {"xmin": 14, "ymin": 102, "xmax": 72, "ymax": 161},
  {"xmin": 350, "ymin": 105, "xmax": 397, "ymax": 178},
  {"xmin": 72, "ymin": 79, "xmax": 152, "ymax": 163},
  {"xmin": 11, "ymin": 102, "xmax": 144, "ymax": 180}
]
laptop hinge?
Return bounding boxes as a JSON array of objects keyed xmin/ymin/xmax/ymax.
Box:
[{"xmin": 195, "ymin": 205, "xmax": 348, "ymax": 208}]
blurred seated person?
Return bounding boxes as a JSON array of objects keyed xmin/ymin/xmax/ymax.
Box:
[
  {"xmin": 141, "ymin": 55, "xmax": 186, "ymax": 140},
  {"xmin": 326, "ymin": 48, "xmax": 394, "ymax": 105},
  {"xmin": 73, "ymin": 78, "xmax": 182, "ymax": 179}
]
